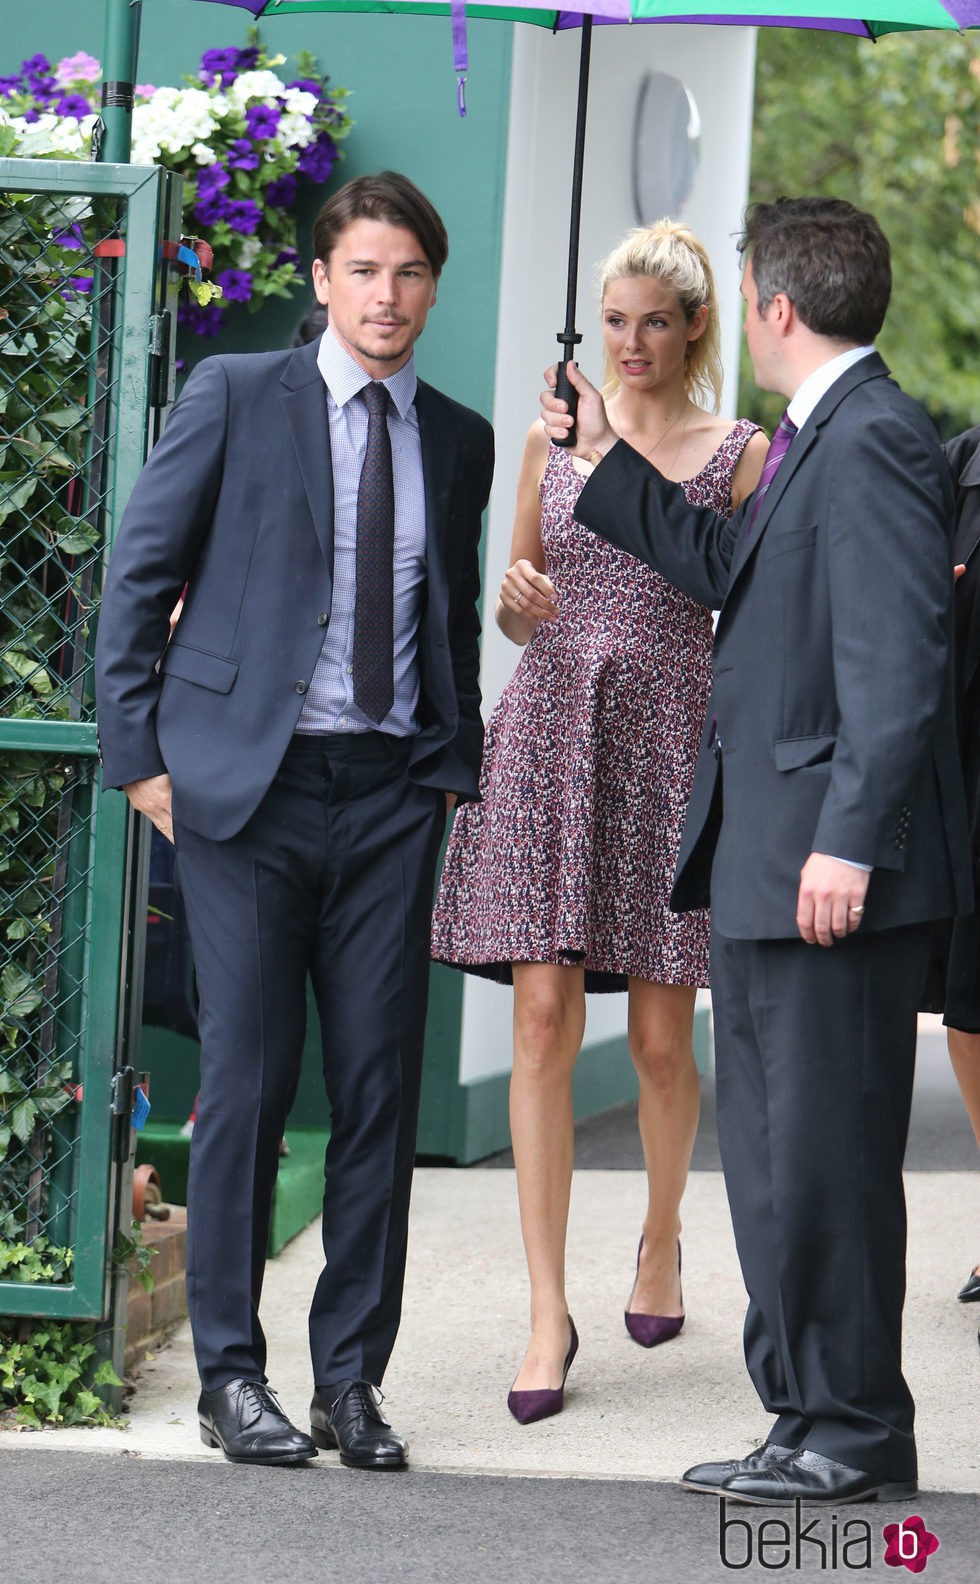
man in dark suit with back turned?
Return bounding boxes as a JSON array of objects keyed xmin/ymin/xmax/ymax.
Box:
[
  {"xmin": 95, "ymin": 172, "xmax": 493, "ymax": 1470},
  {"xmin": 538, "ymin": 197, "xmax": 970, "ymax": 1505}
]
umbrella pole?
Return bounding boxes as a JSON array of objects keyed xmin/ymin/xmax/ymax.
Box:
[{"xmin": 554, "ymin": 17, "xmax": 593, "ymax": 449}]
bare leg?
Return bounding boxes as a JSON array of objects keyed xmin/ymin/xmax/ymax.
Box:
[
  {"xmin": 626, "ymin": 980, "xmax": 700, "ymax": 1318},
  {"xmin": 947, "ymin": 1025, "xmax": 980, "ymax": 1278},
  {"xmin": 509, "ymin": 962, "xmax": 586, "ymax": 1392}
]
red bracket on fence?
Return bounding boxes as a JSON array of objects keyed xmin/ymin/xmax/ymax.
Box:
[
  {"xmin": 161, "ymin": 236, "xmax": 214, "ymax": 278},
  {"xmin": 93, "ymin": 239, "xmax": 126, "ymax": 257}
]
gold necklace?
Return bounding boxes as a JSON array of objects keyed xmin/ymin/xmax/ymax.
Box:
[{"xmin": 616, "ymin": 405, "xmax": 689, "ymax": 464}]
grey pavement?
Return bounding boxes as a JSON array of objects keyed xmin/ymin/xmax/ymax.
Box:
[{"xmin": 1, "ymin": 1016, "xmax": 977, "ymax": 1582}]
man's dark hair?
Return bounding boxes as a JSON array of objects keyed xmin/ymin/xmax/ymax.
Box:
[
  {"xmin": 737, "ymin": 197, "xmax": 891, "ymax": 345},
  {"xmin": 312, "ymin": 170, "xmax": 449, "ymax": 279}
]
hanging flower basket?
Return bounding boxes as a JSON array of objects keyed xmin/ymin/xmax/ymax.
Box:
[{"xmin": 0, "ymin": 35, "xmax": 353, "ymax": 340}]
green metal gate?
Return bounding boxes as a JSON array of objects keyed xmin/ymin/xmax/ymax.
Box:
[{"xmin": 0, "ymin": 157, "xmax": 181, "ymax": 1321}]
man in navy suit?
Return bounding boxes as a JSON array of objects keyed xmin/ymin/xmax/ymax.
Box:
[
  {"xmin": 539, "ymin": 198, "xmax": 970, "ymax": 1505},
  {"xmin": 96, "ymin": 172, "xmax": 493, "ymax": 1469}
]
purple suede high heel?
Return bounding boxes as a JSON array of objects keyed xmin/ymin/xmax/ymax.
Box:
[
  {"xmin": 507, "ymin": 1317, "xmax": 579, "ymax": 1425},
  {"xmin": 625, "ymin": 1236, "xmax": 684, "ymax": 1347}
]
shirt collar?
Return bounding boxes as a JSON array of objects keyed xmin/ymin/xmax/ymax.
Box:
[
  {"xmin": 787, "ymin": 345, "xmax": 875, "ymax": 432},
  {"xmin": 316, "ymin": 323, "xmax": 418, "ymax": 419}
]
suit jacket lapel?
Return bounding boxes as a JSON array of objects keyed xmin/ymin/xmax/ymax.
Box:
[
  {"xmin": 952, "ymin": 434, "xmax": 980, "ymax": 566},
  {"xmin": 726, "ymin": 424, "xmax": 818, "ymax": 587},
  {"xmin": 726, "ymin": 351, "xmax": 892, "ymax": 591},
  {"xmin": 279, "ymin": 343, "xmax": 335, "ymax": 574}
]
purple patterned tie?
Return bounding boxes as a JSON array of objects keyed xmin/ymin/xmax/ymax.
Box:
[
  {"xmin": 352, "ymin": 381, "xmax": 395, "ymax": 724},
  {"xmin": 748, "ymin": 410, "xmax": 798, "ymax": 527}
]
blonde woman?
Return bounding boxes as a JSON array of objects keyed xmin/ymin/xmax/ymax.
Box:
[{"xmin": 432, "ymin": 222, "xmax": 767, "ymax": 1422}]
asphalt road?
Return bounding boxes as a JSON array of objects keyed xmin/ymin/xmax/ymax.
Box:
[{"xmin": 5, "ymin": 1448, "xmax": 978, "ymax": 1584}]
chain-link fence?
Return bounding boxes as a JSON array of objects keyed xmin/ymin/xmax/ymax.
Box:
[
  {"xmin": 1, "ymin": 184, "xmax": 120, "ymax": 1253},
  {"xmin": 1, "ymin": 157, "xmax": 178, "ymax": 1319}
]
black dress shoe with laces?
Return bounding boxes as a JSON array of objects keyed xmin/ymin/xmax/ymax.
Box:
[
  {"xmin": 721, "ymin": 1448, "xmax": 917, "ymax": 1506},
  {"xmin": 310, "ymin": 1380, "xmax": 408, "ymax": 1469},
  {"xmin": 198, "ymin": 1379, "xmax": 317, "ymax": 1465},
  {"xmin": 681, "ymin": 1442, "xmax": 796, "ymax": 1493}
]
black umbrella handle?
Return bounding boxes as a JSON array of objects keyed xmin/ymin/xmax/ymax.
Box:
[{"xmin": 554, "ymin": 358, "xmax": 579, "ymax": 449}]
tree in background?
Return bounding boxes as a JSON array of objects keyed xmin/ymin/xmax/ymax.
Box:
[{"xmin": 743, "ymin": 30, "xmax": 979, "ymax": 438}]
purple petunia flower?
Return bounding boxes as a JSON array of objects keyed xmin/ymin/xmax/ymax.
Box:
[
  {"xmin": 265, "ymin": 173, "xmax": 298, "ymax": 210},
  {"xmin": 0, "ymin": 75, "xmax": 23, "ymax": 96},
  {"xmin": 194, "ymin": 192, "xmax": 234, "ymax": 227},
  {"xmin": 235, "ymin": 48, "xmax": 260, "ymax": 73},
  {"xmin": 226, "ymin": 199, "xmax": 263, "ymax": 236},
  {"xmin": 286, "ymin": 78, "xmax": 323, "ymax": 97},
  {"xmin": 55, "ymin": 93, "xmax": 93, "ymax": 119},
  {"xmin": 177, "ymin": 299, "xmax": 225, "ymax": 337},
  {"xmin": 245, "ymin": 103, "xmax": 280, "ymax": 141},
  {"xmin": 199, "ymin": 48, "xmax": 240, "ymax": 87},
  {"xmin": 216, "ymin": 268, "xmax": 253, "ymax": 303},
  {"xmin": 274, "ymin": 248, "xmax": 300, "ymax": 269},
  {"xmin": 23, "ymin": 109, "xmax": 40, "ymax": 124},
  {"xmin": 28, "ymin": 79, "xmax": 59, "ymax": 106},
  {"xmin": 21, "ymin": 54, "xmax": 51, "ymax": 75},
  {"xmin": 54, "ymin": 225, "xmax": 85, "ymax": 250},
  {"xmin": 196, "ymin": 162, "xmax": 230, "ymax": 196},
  {"xmin": 226, "ymin": 138, "xmax": 259, "ymax": 172},
  {"xmin": 297, "ymin": 133, "xmax": 337, "ymax": 184},
  {"xmin": 61, "ymin": 275, "xmax": 94, "ymax": 300}
]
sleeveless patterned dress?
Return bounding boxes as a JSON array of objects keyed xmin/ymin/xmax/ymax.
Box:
[{"xmin": 431, "ymin": 422, "xmax": 761, "ymax": 991}]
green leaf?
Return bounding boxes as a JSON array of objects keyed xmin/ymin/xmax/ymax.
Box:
[{"xmin": 10, "ymin": 1098, "xmax": 39, "ymax": 1144}]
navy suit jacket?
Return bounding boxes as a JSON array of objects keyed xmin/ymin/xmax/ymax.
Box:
[
  {"xmin": 95, "ymin": 341, "xmax": 493, "ymax": 840},
  {"xmin": 575, "ymin": 352, "xmax": 971, "ymax": 939}
]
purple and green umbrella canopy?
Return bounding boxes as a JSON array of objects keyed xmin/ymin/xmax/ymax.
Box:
[{"xmin": 195, "ymin": 0, "xmax": 979, "ymax": 35}]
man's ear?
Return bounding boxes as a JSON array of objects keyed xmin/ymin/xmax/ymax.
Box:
[
  {"xmin": 770, "ymin": 292, "xmax": 794, "ymax": 334},
  {"xmin": 312, "ymin": 257, "xmax": 329, "ymax": 307}
]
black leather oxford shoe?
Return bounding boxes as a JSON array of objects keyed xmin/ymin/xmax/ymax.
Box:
[
  {"xmin": 721, "ymin": 1448, "xmax": 917, "ymax": 1506},
  {"xmin": 681, "ymin": 1442, "xmax": 796, "ymax": 1493},
  {"xmin": 198, "ymin": 1379, "xmax": 317, "ymax": 1465},
  {"xmin": 310, "ymin": 1380, "xmax": 408, "ymax": 1470}
]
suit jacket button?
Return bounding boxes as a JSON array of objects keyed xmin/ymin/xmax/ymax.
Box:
[
  {"xmin": 317, "ymin": 612, "xmax": 328, "ymax": 626},
  {"xmin": 295, "ymin": 681, "xmax": 308, "ymax": 694}
]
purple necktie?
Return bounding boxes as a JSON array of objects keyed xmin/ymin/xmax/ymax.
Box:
[
  {"xmin": 352, "ymin": 381, "xmax": 395, "ymax": 724},
  {"xmin": 748, "ymin": 410, "xmax": 798, "ymax": 527}
]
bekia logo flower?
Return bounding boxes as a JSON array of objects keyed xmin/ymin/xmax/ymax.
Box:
[{"xmin": 882, "ymin": 1515, "xmax": 940, "ymax": 1573}]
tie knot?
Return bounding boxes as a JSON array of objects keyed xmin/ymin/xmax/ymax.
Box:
[
  {"xmin": 362, "ymin": 381, "xmax": 389, "ymax": 417},
  {"xmin": 777, "ymin": 411, "xmax": 797, "ymax": 440}
]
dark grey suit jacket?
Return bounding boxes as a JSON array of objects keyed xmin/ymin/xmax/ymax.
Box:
[
  {"xmin": 95, "ymin": 341, "xmax": 493, "ymax": 841},
  {"xmin": 575, "ymin": 352, "xmax": 971, "ymax": 939}
]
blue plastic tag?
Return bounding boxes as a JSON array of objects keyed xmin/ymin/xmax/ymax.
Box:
[{"xmin": 132, "ymin": 1088, "xmax": 151, "ymax": 1132}]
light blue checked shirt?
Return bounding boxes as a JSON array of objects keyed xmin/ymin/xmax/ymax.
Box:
[{"xmin": 295, "ymin": 325, "xmax": 427, "ymax": 736}]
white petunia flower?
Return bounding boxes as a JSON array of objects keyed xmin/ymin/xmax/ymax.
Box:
[
  {"xmin": 281, "ymin": 89, "xmax": 317, "ymax": 119},
  {"xmin": 226, "ymin": 70, "xmax": 288, "ymax": 107},
  {"xmin": 278, "ymin": 111, "xmax": 315, "ymax": 149}
]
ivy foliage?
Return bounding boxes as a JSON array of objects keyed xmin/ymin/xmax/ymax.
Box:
[{"xmin": 0, "ymin": 1239, "xmax": 122, "ymax": 1427}]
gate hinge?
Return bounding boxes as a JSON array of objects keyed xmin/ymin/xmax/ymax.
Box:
[
  {"xmin": 148, "ymin": 309, "xmax": 174, "ymax": 408},
  {"xmin": 110, "ymin": 1066, "xmax": 136, "ymax": 1118}
]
